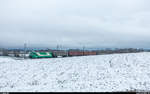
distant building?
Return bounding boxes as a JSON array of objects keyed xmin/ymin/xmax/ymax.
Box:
[
  {"xmin": 6, "ymin": 49, "xmax": 30, "ymax": 58},
  {"xmin": 17, "ymin": 50, "xmax": 30, "ymax": 58},
  {"xmin": 8, "ymin": 50, "xmax": 15, "ymax": 57},
  {"xmin": 0, "ymin": 48, "xmax": 8, "ymax": 56}
]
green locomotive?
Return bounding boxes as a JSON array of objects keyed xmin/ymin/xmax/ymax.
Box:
[{"xmin": 29, "ymin": 52, "xmax": 53, "ymax": 58}]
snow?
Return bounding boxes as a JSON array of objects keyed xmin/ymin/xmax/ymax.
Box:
[{"xmin": 1, "ymin": 52, "xmax": 150, "ymax": 92}]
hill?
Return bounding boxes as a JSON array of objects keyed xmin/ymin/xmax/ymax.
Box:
[{"xmin": 0, "ymin": 52, "xmax": 150, "ymax": 92}]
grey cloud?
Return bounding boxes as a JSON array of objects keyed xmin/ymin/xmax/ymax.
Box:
[{"xmin": 0, "ymin": 0, "xmax": 150, "ymax": 48}]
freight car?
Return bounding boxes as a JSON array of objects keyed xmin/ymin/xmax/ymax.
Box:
[
  {"xmin": 52, "ymin": 50, "xmax": 68, "ymax": 57},
  {"xmin": 67, "ymin": 50, "xmax": 97, "ymax": 57},
  {"xmin": 83, "ymin": 51, "xmax": 97, "ymax": 56},
  {"xmin": 68, "ymin": 49, "xmax": 84, "ymax": 56}
]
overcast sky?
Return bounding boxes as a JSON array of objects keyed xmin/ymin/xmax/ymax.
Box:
[{"xmin": 0, "ymin": 0, "xmax": 150, "ymax": 49}]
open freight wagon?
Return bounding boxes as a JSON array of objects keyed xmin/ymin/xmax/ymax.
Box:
[{"xmin": 29, "ymin": 52, "xmax": 53, "ymax": 58}]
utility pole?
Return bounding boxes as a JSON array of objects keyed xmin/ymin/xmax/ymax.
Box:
[
  {"xmin": 56, "ymin": 45, "xmax": 59, "ymax": 50},
  {"xmin": 83, "ymin": 46, "xmax": 85, "ymax": 56},
  {"xmin": 24, "ymin": 43, "xmax": 27, "ymax": 59},
  {"xmin": 60, "ymin": 45, "xmax": 62, "ymax": 50}
]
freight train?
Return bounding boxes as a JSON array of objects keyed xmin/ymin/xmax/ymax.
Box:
[{"xmin": 29, "ymin": 50, "xmax": 97, "ymax": 59}]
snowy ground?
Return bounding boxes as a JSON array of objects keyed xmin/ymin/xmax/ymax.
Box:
[{"xmin": 1, "ymin": 52, "xmax": 150, "ymax": 92}]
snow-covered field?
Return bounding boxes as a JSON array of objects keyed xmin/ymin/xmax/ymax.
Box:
[{"xmin": 1, "ymin": 52, "xmax": 150, "ymax": 92}]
